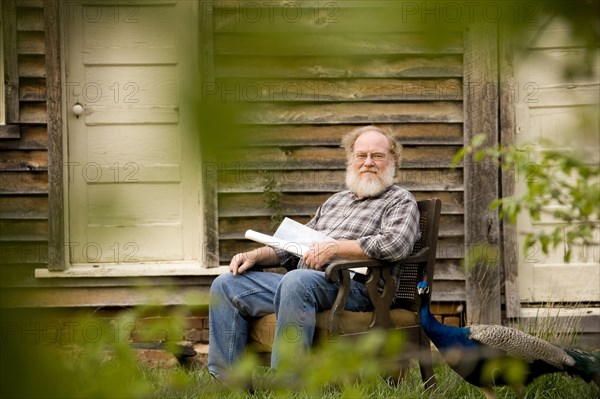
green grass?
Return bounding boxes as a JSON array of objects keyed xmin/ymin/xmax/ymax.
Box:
[
  {"xmin": 140, "ymin": 362, "xmax": 600, "ymax": 399},
  {"xmin": 3, "ymin": 309, "xmax": 597, "ymax": 399},
  {"xmin": 2, "ymin": 329, "xmax": 597, "ymax": 399}
]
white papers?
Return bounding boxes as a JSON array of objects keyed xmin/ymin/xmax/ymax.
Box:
[
  {"xmin": 244, "ymin": 217, "xmax": 367, "ymax": 275},
  {"xmin": 244, "ymin": 229, "xmax": 309, "ymax": 257},
  {"xmin": 275, "ymin": 218, "xmax": 336, "ymax": 246},
  {"xmin": 244, "ymin": 217, "xmax": 330, "ymax": 257}
]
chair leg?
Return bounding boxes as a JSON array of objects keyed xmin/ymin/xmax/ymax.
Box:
[
  {"xmin": 418, "ymin": 331, "xmax": 436, "ymax": 390},
  {"xmin": 397, "ymin": 360, "xmax": 410, "ymax": 382},
  {"xmin": 382, "ymin": 359, "xmax": 410, "ymax": 385}
]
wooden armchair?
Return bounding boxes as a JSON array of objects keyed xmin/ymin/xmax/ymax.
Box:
[{"xmin": 248, "ymin": 198, "xmax": 442, "ymax": 389}]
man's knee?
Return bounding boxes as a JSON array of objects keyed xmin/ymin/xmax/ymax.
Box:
[
  {"xmin": 276, "ymin": 269, "xmax": 324, "ymax": 302},
  {"xmin": 210, "ymin": 273, "xmax": 233, "ymax": 295},
  {"xmin": 279, "ymin": 269, "xmax": 317, "ymax": 287}
]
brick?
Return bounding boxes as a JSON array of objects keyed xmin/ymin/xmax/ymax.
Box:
[
  {"xmin": 131, "ymin": 316, "xmax": 187, "ymax": 342},
  {"xmin": 135, "ymin": 316, "xmax": 173, "ymax": 329},
  {"xmin": 193, "ymin": 343, "xmax": 209, "ymax": 355},
  {"xmin": 184, "ymin": 328, "xmax": 203, "ymax": 342},
  {"xmin": 130, "ymin": 329, "xmax": 168, "ymax": 343},
  {"xmin": 200, "ymin": 329, "xmax": 210, "ymax": 343},
  {"xmin": 135, "ymin": 349, "xmax": 179, "ymax": 369},
  {"xmin": 430, "ymin": 302, "xmax": 463, "ymax": 315},
  {"xmin": 183, "ymin": 317, "xmax": 204, "ymax": 330},
  {"xmin": 444, "ymin": 316, "xmax": 461, "ymax": 327}
]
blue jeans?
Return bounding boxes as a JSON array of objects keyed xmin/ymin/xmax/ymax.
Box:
[{"xmin": 207, "ymin": 269, "xmax": 373, "ymax": 379}]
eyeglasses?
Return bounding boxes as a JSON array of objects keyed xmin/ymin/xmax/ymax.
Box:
[{"xmin": 353, "ymin": 152, "xmax": 388, "ymax": 162}]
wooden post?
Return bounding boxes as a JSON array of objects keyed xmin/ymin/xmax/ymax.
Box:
[
  {"xmin": 463, "ymin": 22, "xmax": 502, "ymax": 325},
  {"xmin": 499, "ymin": 26, "xmax": 520, "ymax": 319},
  {"xmin": 45, "ymin": 0, "xmax": 65, "ymax": 270},
  {"xmin": 1, "ymin": 0, "xmax": 20, "ymax": 138},
  {"xmin": 199, "ymin": 0, "xmax": 219, "ymax": 267}
]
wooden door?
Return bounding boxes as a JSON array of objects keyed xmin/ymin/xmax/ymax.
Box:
[
  {"xmin": 63, "ymin": 1, "xmax": 201, "ymax": 266},
  {"xmin": 514, "ymin": 18, "xmax": 600, "ymax": 303}
]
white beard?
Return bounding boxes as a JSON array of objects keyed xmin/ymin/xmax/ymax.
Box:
[{"xmin": 346, "ymin": 162, "xmax": 395, "ymax": 199}]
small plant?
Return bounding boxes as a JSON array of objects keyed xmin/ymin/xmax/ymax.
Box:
[
  {"xmin": 462, "ymin": 243, "xmax": 502, "ymax": 324},
  {"xmin": 453, "ymin": 134, "xmax": 599, "ymax": 263},
  {"xmin": 512, "ymin": 303, "xmax": 589, "ymax": 347},
  {"xmin": 261, "ymin": 169, "xmax": 284, "ymax": 228}
]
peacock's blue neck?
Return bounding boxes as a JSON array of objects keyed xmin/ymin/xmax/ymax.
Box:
[{"xmin": 420, "ymin": 295, "xmax": 476, "ymax": 350}]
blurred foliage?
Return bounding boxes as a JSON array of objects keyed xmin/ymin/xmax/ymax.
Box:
[
  {"xmin": 187, "ymin": 82, "xmax": 248, "ymax": 153},
  {"xmin": 217, "ymin": 328, "xmax": 408, "ymax": 397},
  {"xmin": 2, "ymin": 305, "xmax": 599, "ymax": 398},
  {"xmin": 0, "ymin": 304, "xmax": 405, "ymax": 398},
  {"xmin": 480, "ymin": 357, "xmax": 529, "ymax": 387},
  {"xmin": 0, "ymin": 308, "xmax": 150, "ymax": 399},
  {"xmin": 454, "ymin": 134, "xmax": 599, "ymax": 263},
  {"xmin": 0, "ymin": 288, "xmax": 206, "ymax": 399}
]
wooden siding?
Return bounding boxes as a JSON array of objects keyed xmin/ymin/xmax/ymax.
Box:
[
  {"xmin": 206, "ymin": 2, "xmax": 467, "ymax": 302},
  {"xmin": 0, "ymin": 0, "xmax": 49, "ymax": 283}
]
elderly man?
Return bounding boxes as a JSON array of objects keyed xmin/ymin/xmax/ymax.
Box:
[{"xmin": 208, "ymin": 125, "xmax": 420, "ymax": 381}]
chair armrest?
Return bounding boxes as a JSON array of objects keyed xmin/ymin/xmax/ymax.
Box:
[
  {"xmin": 323, "ymin": 247, "xmax": 430, "ymax": 282},
  {"xmin": 322, "ymin": 248, "xmax": 430, "ymax": 333},
  {"xmin": 323, "ymin": 259, "xmax": 385, "ymax": 282}
]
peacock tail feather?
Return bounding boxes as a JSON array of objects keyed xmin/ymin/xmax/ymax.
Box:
[
  {"xmin": 468, "ymin": 324, "xmax": 574, "ymax": 369},
  {"xmin": 563, "ymin": 348, "xmax": 600, "ymax": 387}
]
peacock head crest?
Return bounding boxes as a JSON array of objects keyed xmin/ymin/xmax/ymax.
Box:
[{"xmin": 417, "ymin": 280, "xmax": 430, "ymax": 296}]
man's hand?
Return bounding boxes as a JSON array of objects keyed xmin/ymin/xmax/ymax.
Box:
[
  {"xmin": 303, "ymin": 241, "xmax": 339, "ymax": 270},
  {"xmin": 229, "ymin": 252, "xmax": 257, "ymax": 276},
  {"xmin": 229, "ymin": 246, "xmax": 279, "ymax": 276}
]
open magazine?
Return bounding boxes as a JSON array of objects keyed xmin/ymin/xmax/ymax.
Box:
[{"xmin": 245, "ymin": 217, "xmax": 367, "ymax": 275}]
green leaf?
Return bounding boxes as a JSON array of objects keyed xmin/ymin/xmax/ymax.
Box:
[
  {"xmin": 451, "ymin": 147, "xmax": 466, "ymax": 167},
  {"xmin": 471, "ymin": 133, "xmax": 487, "ymax": 148}
]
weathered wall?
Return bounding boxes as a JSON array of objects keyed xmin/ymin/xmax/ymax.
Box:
[
  {"xmin": 206, "ymin": 3, "xmax": 467, "ymax": 304},
  {"xmin": 1, "ymin": 0, "xmax": 49, "ymax": 286}
]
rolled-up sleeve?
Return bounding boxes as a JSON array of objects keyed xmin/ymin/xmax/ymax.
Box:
[
  {"xmin": 356, "ymin": 195, "xmax": 420, "ymax": 262},
  {"xmin": 273, "ymin": 207, "xmax": 321, "ymax": 270}
]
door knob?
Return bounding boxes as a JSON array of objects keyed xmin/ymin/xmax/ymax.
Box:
[{"xmin": 72, "ymin": 103, "xmax": 84, "ymax": 118}]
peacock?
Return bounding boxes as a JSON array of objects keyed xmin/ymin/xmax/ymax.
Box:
[{"xmin": 417, "ymin": 280, "xmax": 600, "ymax": 398}]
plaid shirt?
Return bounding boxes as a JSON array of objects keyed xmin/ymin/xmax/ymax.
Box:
[{"xmin": 276, "ymin": 185, "xmax": 420, "ymax": 271}]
